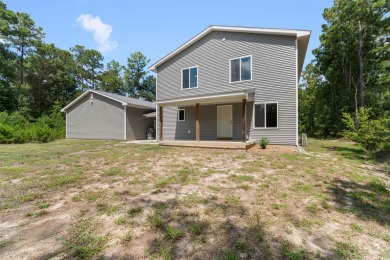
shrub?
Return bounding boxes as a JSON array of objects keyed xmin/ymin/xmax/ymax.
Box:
[
  {"xmin": 260, "ymin": 136, "xmax": 269, "ymax": 149},
  {"xmin": 0, "ymin": 111, "xmax": 65, "ymax": 144},
  {"xmin": 342, "ymin": 108, "xmax": 390, "ymax": 151}
]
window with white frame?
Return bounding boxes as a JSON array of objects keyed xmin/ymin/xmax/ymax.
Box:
[
  {"xmin": 253, "ymin": 103, "xmax": 278, "ymax": 128},
  {"xmin": 182, "ymin": 66, "xmax": 198, "ymax": 89},
  {"xmin": 178, "ymin": 108, "xmax": 185, "ymax": 121},
  {"xmin": 230, "ymin": 56, "xmax": 251, "ymax": 82}
]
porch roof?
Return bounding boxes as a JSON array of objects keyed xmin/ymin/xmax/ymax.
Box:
[
  {"xmin": 154, "ymin": 88, "xmax": 255, "ymax": 107},
  {"xmin": 143, "ymin": 111, "xmax": 156, "ymax": 118}
]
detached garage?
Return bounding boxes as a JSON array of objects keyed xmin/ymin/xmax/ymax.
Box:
[{"xmin": 61, "ymin": 90, "xmax": 156, "ymax": 140}]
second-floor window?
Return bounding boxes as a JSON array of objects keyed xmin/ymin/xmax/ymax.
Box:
[
  {"xmin": 230, "ymin": 56, "xmax": 252, "ymax": 83},
  {"xmin": 182, "ymin": 66, "xmax": 198, "ymax": 89}
]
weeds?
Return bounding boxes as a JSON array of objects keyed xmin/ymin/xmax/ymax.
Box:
[
  {"xmin": 165, "ymin": 226, "xmax": 183, "ymax": 240},
  {"xmin": 127, "ymin": 207, "xmax": 142, "ymax": 217},
  {"xmin": 229, "ymin": 174, "xmax": 255, "ymax": 183},
  {"xmin": 281, "ymin": 241, "xmax": 310, "ymax": 259},
  {"xmin": 65, "ymin": 218, "xmax": 108, "ymax": 259},
  {"xmin": 121, "ymin": 230, "xmax": 133, "ymax": 242},
  {"xmin": 189, "ymin": 223, "xmax": 203, "ymax": 236},
  {"xmin": 114, "ymin": 216, "xmax": 127, "ymax": 225},
  {"xmin": 335, "ymin": 242, "xmax": 361, "ymax": 259},
  {"xmin": 148, "ymin": 212, "xmax": 165, "ymax": 229}
]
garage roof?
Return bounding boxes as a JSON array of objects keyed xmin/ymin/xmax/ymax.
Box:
[{"xmin": 61, "ymin": 89, "xmax": 155, "ymax": 112}]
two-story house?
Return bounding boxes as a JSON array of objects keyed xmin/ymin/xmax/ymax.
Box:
[{"xmin": 150, "ymin": 25, "xmax": 310, "ymax": 149}]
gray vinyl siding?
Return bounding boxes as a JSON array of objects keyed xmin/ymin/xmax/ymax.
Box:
[
  {"xmin": 66, "ymin": 94, "xmax": 124, "ymax": 140},
  {"xmin": 156, "ymin": 31, "xmax": 297, "ymax": 145},
  {"xmin": 126, "ymin": 107, "xmax": 154, "ymax": 140},
  {"xmin": 160, "ymin": 103, "xmax": 249, "ymax": 141}
]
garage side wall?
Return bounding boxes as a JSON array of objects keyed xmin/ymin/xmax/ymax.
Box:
[
  {"xmin": 126, "ymin": 107, "xmax": 154, "ymax": 140},
  {"xmin": 67, "ymin": 94, "xmax": 124, "ymax": 140}
]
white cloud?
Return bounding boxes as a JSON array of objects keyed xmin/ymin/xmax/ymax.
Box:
[{"xmin": 76, "ymin": 14, "xmax": 117, "ymax": 53}]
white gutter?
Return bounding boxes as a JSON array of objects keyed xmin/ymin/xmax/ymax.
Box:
[{"xmin": 154, "ymin": 91, "xmax": 252, "ymax": 105}]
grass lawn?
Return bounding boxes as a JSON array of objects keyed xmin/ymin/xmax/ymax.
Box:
[{"xmin": 0, "ymin": 139, "xmax": 389, "ymax": 259}]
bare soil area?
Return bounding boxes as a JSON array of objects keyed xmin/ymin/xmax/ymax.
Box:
[{"xmin": 0, "ymin": 139, "xmax": 389, "ymax": 259}]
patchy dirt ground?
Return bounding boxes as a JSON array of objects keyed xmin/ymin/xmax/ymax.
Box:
[{"xmin": 0, "ymin": 139, "xmax": 389, "ymax": 259}]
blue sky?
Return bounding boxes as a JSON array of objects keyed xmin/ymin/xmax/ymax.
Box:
[{"xmin": 5, "ymin": 0, "xmax": 333, "ymax": 70}]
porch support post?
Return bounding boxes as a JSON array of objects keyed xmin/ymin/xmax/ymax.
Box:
[
  {"xmin": 196, "ymin": 103, "xmax": 200, "ymax": 142},
  {"xmin": 242, "ymin": 99, "xmax": 247, "ymax": 142},
  {"xmin": 159, "ymin": 106, "xmax": 163, "ymax": 141}
]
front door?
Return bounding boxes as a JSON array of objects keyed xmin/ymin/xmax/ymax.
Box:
[{"xmin": 217, "ymin": 105, "xmax": 233, "ymax": 139}]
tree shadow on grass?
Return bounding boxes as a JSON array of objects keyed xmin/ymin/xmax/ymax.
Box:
[
  {"xmin": 324, "ymin": 145, "xmax": 368, "ymax": 162},
  {"xmin": 127, "ymin": 193, "xmax": 340, "ymax": 259},
  {"xmin": 324, "ymin": 145, "xmax": 390, "ymax": 166},
  {"xmin": 329, "ymin": 178, "xmax": 390, "ymax": 226}
]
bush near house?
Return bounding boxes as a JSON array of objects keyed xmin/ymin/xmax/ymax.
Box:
[{"xmin": 260, "ymin": 137, "xmax": 269, "ymax": 149}]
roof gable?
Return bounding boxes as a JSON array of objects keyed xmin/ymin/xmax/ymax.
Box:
[
  {"xmin": 61, "ymin": 90, "xmax": 155, "ymax": 112},
  {"xmin": 149, "ymin": 25, "xmax": 311, "ymax": 78}
]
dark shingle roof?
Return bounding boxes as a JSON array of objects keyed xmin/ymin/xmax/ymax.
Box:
[
  {"xmin": 93, "ymin": 90, "xmax": 155, "ymax": 109},
  {"xmin": 61, "ymin": 89, "xmax": 155, "ymax": 112}
]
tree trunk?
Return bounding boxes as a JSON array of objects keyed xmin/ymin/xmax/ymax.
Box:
[
  {"xmin": 91, "ymin": 68, "xmax": 95, "ymax": 90},
  {"xmin": 20, "ymin": 45, "xmax": 24, "ymax": 85},
  {"xmin": 352, "ymin": 76, "xmax": 359, "ymax": 128},
  {"xmin": 358, "ymin": 20, "xmax": 365, "ymax": 107}
]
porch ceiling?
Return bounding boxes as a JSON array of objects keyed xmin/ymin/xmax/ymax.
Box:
[{"xmin": 155, "ymin": 89, "xmax": 255, "ymax": 107}]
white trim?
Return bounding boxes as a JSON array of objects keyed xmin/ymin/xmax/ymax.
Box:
[
  {"xmin": 157, "ymin": 106, "xmax": 159, "ymax": 142},
  {"xmin": 229, "ymin": 55, "xmax": 252, "ymax": 83},
  {"xmin": 155, "ymin": 68, "xmax": 159, "ymax": 142},
  {"xmin": 123, "ymin": 106, "xmax": 127, "ymax": 140},
  {"xmin": 295, "ymin": 38, "xmax": 299, "ymax": 146},
  {"xmin": 156, "ymin": 67, "xmax": 158, "ymax": 101},
  {"xmin": 252, "ymin": 102, "xmax": 279, "ymax": 129},
  {"xmin": 181, "ymin": 66, "xmax": 198, "ymax": 90},
  {"xmin": 155, "ymin": 91, "xmax": 253, "ymax": 105},
  {"xmin": 149, "ymin": 25, "xmax": 310, "ymax": 72},
  {"xmin": 178, "ymin": 108, "xmax": 186, "ymax": 121},
  {"xmin": 65, "ymin": 111, "xmax": 68, "ymax": 138},
  {"xmin": 217, "ymin": 105, "xmax": 233, "ymax": 138},
  {"xmin": 61, "ymin": 89, "xmax": 128, "ymax": 112}
]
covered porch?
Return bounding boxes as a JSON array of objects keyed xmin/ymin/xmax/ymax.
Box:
[
  {"xmin": 159, "ymin": 140, "xmax": 255, "ymax": 150},
  {"xmin": 156, "ymin": 89, "xmax": 255, "ymax": 149}
]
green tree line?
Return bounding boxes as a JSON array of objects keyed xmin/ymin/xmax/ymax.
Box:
[
  {"xmin": 0, "ymin": 1, "xmax": 155, "ymax": 143},
  {"xmin": 299, "ymin": 0, "xmax": 389, "ymax": 151}
]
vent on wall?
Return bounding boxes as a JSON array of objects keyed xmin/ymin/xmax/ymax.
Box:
[{"xmin": 90, "ymin": 93, "xmax": 93, "ymax": 105}]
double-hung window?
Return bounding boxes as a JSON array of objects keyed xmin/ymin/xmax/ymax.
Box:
[
  {"xmin": 230, "ymin": 56, "xmax": 251, "ymax": 82},
  {"xmin": 253, "ymin": 103, "xmax": 278, "ymax": 128},
  {"xmin": 182, "ymin": 66, "xmax": 198, "ymax": 89}
]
